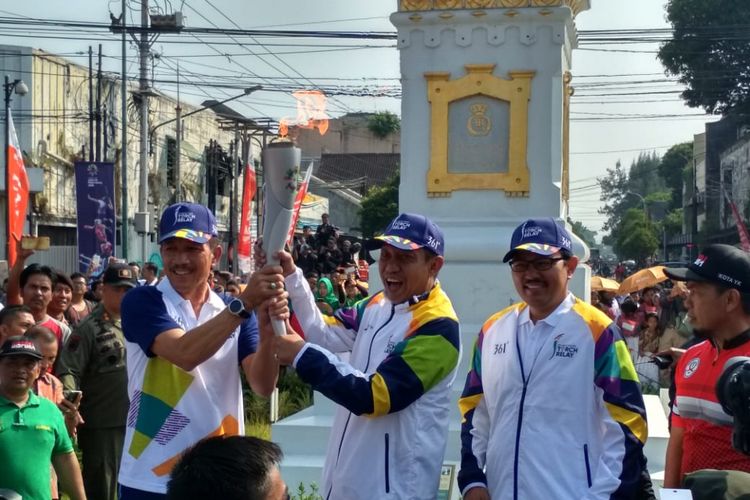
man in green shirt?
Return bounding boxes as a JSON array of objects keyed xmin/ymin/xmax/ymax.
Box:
[
  {"xmin": 0, "ymin": 336, "xmax": 86, "ymax": 500},
  {"xmin": 57, "ymin": 263, "xmax": 135, "ymax": 500}
]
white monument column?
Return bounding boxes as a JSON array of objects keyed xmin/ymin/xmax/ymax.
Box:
[{"xmin": 391, "ymin": 0, "xmax": 590, "ymax": 330}]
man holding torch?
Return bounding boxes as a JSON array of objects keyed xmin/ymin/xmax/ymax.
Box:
[
  {"xmin": 117, "ymin": 202, "xmax": 288, "ymax": 499},
  {"xmin": 262, "ymin": 212, "xmax": 461, "ymax": 500}
]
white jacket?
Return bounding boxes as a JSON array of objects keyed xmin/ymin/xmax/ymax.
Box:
[
  {"xmin": 286, "ymin": 269, "xmax": 461, "ymax": 500},
  {"xmin": 458, "ymin": 295, "xmax": 647, "ymax": 499}
]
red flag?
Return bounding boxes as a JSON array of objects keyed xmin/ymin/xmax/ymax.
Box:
[
  {"xmin": 238, "ymin": 162, "xmax": 257, "ymax": 273},
  {"xmin": 724, "ymin": 188, "xmax": 750, "ymax": 252},
  {"xmin": 7, "ymin": 111, "xmax": 29, "ymax": 266},
  {"xmin": 286, "ymin": 163, "xmax": 313, "ymax": 247}
]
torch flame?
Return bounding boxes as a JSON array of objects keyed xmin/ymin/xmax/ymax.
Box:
[{"xmin": 279, "ymin": 90, "xmax": 330, "ymax": 137}]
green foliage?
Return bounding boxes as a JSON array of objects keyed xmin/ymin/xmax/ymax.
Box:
[
  {"xmin": 658, "ymin": 0, "xmax": 750, "ymax": 115},
  {"xmin": 359, "ymin": 173, "xmax": 399, "ymax": 238},
  {"xmin": 292, "ymin": 482, "xmax": 322, "ymax": 500},
  {"xmin": 367, "ymin": 112, "xmax": 401, "ymax": 139},
  {"xmin": 243, "ymin": 368, "xmax": 313, "ymax": 434},
  {"xmin": 614, "ymin": 209, "xmax": 660, "ymax": 262},
  {"xmin": 568, "ymin": 218, "xmax": 597, "ymax": 248},
  {"xmin": 662, "ymin": 209, "xmax": 684, "ymax": 237},
  {"xmin": 658, "ymin": 142, "xmax": 693, "ymax": 210}
]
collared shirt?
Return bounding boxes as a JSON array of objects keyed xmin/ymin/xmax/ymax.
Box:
[
  {"xmin": 118, "ymin": 278, "xmax": 259, "ymax": 494},
  {"xmin": 0, "ymin": 391, "xmax": 73, "ymax": 500},
  {"xmin": 672, "ymin": 331, "xmax": 750, "ymax": 476},
  {"xmin": 34, "ymin": 372, "xmax": 63, "ymax": 405}
]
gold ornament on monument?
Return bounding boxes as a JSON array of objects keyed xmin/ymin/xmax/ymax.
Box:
[
  {"xmin": 400, "ymin": 0, "xmax": 432, "ymax": 11},
  {"xmin": 497, "ymin": 0, "xmax": 529, "ymax": 7},
  {"xmin": 467, "ymin": 104, "xmax": 492, "ymax": 136},
  {"xmin": 435, "ymin": 0, "xmax": 463, "ymax": 9},
  {"xmin": 398, "ymin": 0, "xmax": 588, "ymax": 15},
  {"xmin": 466, "ymin": 0, "xmax": 496, "ymax": 8}
]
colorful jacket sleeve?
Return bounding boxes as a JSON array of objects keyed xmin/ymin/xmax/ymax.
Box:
[
  {"xmin": 285, "ymin": 268, "xmax": 359, "ymax": 353},
  {"xmin": 581, "ymin": 302, "xmax": 648, "ymax": 500},
  {"xmin": 293, "ymin": 302, "xmax": 460, "ymax": 417},
  {"xmin": 457, "ymin": 327, "xmax": 490, "ymax": 494}
]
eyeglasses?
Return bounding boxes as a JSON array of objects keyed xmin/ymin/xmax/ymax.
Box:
[{"xmin": 509, "ymin": 257, "xmax": 567, "ymax": 273}]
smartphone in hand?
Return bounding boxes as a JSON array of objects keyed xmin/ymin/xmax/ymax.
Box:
[{"xmin": 63, "ymin": 390, "xmax": 82, "ymax": 404}]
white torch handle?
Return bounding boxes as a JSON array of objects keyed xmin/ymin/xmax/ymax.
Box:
[{"xmin": 261, "ymin": 143, "xmax": 301, "ymax": 337}]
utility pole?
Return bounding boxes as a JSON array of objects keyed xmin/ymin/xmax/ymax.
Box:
[
  {"xmin": 231, "ymin": 124, "xmax": 240, "ymax": 275},
  {"xmin": 175, "ymin": 60, "xmax": 181, "ymax": 201},
  {"xmin": 138, "ymin": 0, "xmax": 150, "ymax": 264},
  {"xmin": 120, "ymin": 0, "xmax": 129, "ymax": 260},
  {"xmin": 96, "ymin": 44, "xmax": 103, "ymax": 162},
  {"xmin": 88, "ymin": 46, "xmax": 94, "ymax": 162}
]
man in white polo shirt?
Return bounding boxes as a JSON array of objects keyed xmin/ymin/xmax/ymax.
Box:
[{"xmin": 118, "ymin": 202, "xmax": 287, "ymax": 499}]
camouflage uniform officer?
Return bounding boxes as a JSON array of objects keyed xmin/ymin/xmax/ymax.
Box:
[{"xmin": 58, "ymin": 263, "xmax": 136, "ymax": 500}]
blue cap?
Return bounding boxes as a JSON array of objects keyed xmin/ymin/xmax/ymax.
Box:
[
  {"xmin": 367, "ymin": 213, "xmax": 444, "ymax": 256},
  {"xmin": 503, "ymin": 218, "xmax": 572, "ymax": 263},
  {"xmin": 158, "ymin": 202, "xmax": 218, "ymax": 244}
]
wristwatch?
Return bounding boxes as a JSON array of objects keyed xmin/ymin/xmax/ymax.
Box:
[{"xmin": 227, "ymin": 298, "xmax": 251, "ymax": 319}]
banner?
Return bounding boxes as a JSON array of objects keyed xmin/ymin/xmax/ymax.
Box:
[
  {"xmin": 238, "ymin": 162, "xmax": 257, "ymax": 273},
  {"xmin": 286, "ymin": 162, "xmax": 313, "ymax": 248},
  {"xmin": 724, "ymin": 188, "xmax": 750, "ymax": 252},
  {"xmin": 75, "ymin": 162, "xmax": 116, "ymax": 274},
  {"xmin": 7, "ymin": 110, "xmax": 29, "ymax": 267}
]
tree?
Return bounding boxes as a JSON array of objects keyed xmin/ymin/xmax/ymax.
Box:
[
  {"xmin": 568, "ymin": 218, "xmax": 597, "ymax": 249},
  {"xmin": 658, "ymin": 0, "xmax": 750, "ymax": 115},
  {"xmin": 615, "ymin": 209, "xmax": 660, "ymax": 263},
  {"xmin": 367, "ymin": 112, "xmax": 401, "ymax": 139},
  {"xmin": 658, "ymin": 142, "xmax": 693, "ymax": 210},
  {"xmin": 359, "ymin": 173, "xmax": 399, "ymax": 238}
]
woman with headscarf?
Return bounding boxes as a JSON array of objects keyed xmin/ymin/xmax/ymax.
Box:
[{"xmin": 314, "ymin": 277, "xmax": 340, "ymax": 315}]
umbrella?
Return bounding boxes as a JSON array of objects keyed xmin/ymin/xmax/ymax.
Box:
[
  {"xmin": 617, "ymin": 266, "xmax": 668, "ymax": 295},
  {"xmin": 591, "ymin": 276, "xmax": 620, "ymax": 292}
]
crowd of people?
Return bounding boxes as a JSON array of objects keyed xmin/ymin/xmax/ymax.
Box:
[{"xmin": 1, "ymin": 203, "xmax": 750, "ymax": 500}]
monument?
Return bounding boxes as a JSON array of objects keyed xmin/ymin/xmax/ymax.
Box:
[{"xmin": 274, "ymin": 1, "xmax": 668, "ymax": 494}]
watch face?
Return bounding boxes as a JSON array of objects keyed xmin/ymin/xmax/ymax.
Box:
[{"xmin": 229, "ymin": 299, "xmax": 242, "ymax": 314}]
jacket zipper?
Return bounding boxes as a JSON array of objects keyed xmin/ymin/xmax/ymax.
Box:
[
  {"xmin": 513, "ymin": 333, "xmax": 528, "ymax": 500},
  {"xmin": 326, "ymin": 305, "xmax": 396, "ymax": 500},
  {"xmin": 384, "ymin": 432, "xmax": 391, "ymax": 493},
  {"xmin": 583, "ymin": 444, "xmax": 592, "ymax": 488}
]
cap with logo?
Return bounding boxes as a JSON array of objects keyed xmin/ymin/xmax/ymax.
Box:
[
  {"xmin": 502, "ymin": 217, "xmax": 573, "ymax": 263},
  {"xmin": 103, "ymin": 263, "xmax": 138, "ymax": 288},
  {"xmin": 0, "ymin": 336, "xmax": 42, "ymax": 360},
  {"xmin": 158, "ymin": 202, "xmax": 219, "ymax": 244},
  {"xmin": 366, "ymin": 213, "xmax": 444, "ymax": 257},
  {"xmin": 664, "ymin": 244, "xmax": 750, "ymax": 293}
]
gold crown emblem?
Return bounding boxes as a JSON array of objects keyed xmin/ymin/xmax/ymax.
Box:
[{"xmin": 470, "ymin": 103, "xmax": 488, "ymax": 115}]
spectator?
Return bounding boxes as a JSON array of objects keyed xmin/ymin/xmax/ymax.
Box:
[
  {"xmin": 302, "ymin": 225, "xmax": 315, "ymax": 248},
  {"xmin": 117, "ymin": 202, "xmax": 286, "ymax": 498},
  {"xmin": 637, "ymin": 313, "xmax": 662, "ymax": 394},
  {"xmin": 0, "ymin": 336, "xmax": 87, "ymax": 500},
  {"xmin": 48, "ymin": 271, "xmax": 74, "ymax": 326},
  {"xmin": 663, "ymin": 244, "xmax": 750, "ymax": 488},
  {"xmin": 313, "ymin": 277, "xmax": 339, "ymax": 316},
  {"xmin": 343, "ymin": 279, "xmax": 364, "ymax": 307},
  {"xmin": 304, "ymin": 271, "xmax": 319, "ymax": 291},
  {"xmin": 315, "ymin": 213, "xmax": 336, "ymax": 248},
  {"xmin": 352, "ymin": 242, "xmax": 369, "ymax": 282},
  {"xmin": 296, "ymin": 244, "xmax": 318, "ymax": 276},
  {"xmin": 85, "ymin": 279, "xmax": 103, "ymax": 303},
  {"xmin": 166, "ymin": 436, "xmax": 287, "ymax": 500},
  {"xmin": 340, "ymin": 239, "xmax": 356, "ymax": 266},
  {"xmin": 142, "ymin": 262, "xmax": 159, "ymax": 286},
  {"xmin": 318, "ymin": 237, "xmax": 343, "ymax": 275},
  {"xmin": 13, "ymin": 264, "xmax": 71, "ymax": 347},
  {"xmin": 225, "ymin": 280, "xmax": 241, "ymax": 297},
  {"xmin": 270, "ymin": 212, "xmax": 460, "ymax": 500},
  {"xmin": 66, "ymin": 273, "xmax": 94, "ymax": 327},
  {"xmin": 0, "ymin": 305, "xmax": 35, "ymax": 345},
  {"xmin": 58, "ymin": 263, "xmax": 136, "ymax": 500},
  {"xmin": 128, "ymin": 262, "xmax": 141, "ymax": 284},
  {"xmin": 458, "ymin": 218, "xmax": 646, "ymax": 499}
]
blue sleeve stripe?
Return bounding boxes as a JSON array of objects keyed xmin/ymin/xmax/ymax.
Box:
[
  {"xmin": 237, "ymin": 312, "xmax": 259, "ymax": 363},
  {"xmin": 121, "ymin": 287, "xmax": 181, "ymax": 356}
]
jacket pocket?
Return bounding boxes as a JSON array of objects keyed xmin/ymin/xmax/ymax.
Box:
[
  {"xmin": 583, "ymin": 444, "xmax": 592, "ymax": 488},
  {"xmin": 384, "ymin": 433, "xmax": 390, "ymax": 493}
]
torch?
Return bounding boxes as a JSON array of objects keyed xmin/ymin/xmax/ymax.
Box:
[{"xmin": 261, "ymin": 142, "xmax": 301, "ymax": 336}]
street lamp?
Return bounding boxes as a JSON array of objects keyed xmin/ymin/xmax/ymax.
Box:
[
  {"xmin": 150, "ymin": 85, "xmax": 262, "ymax": 201},
  {"xmin": 625, "ymin": 191, "xmax": 647, "ymax": 216},
  {"xmin": 4, "ymin": 76, "xmax": 28, "ymax": 260}
]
